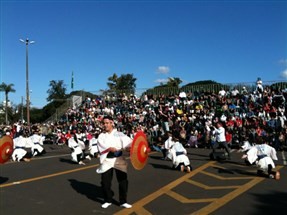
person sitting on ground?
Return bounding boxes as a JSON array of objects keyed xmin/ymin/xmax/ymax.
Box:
[
  {"xmin": 30, "ymin": 129, "xmax": 46, "ymax": 157},
  {"xmin": 11, "ymin": 131, "xmax": 32, "ymax": 162},
  {"xmin": 170, "ymin": 130, "xmax": 192, "ymax": 173},
  {"xmin": 239, "ymin": 135, "xmax": 254, "ymax": 165},
  {"xmin": 68, "ymin": 131, "xmax": 86, "ymax": 165},
  {"xmin": 88, "ymin": 129, "xmax": 100, "ymax": 158},
  {"xmin": 186, "ymin": 130, "xmax": 198, "ymax": 148},
  {"xmin": 163, "ymin": 131, "xmax": 174, "ymax": 160}
]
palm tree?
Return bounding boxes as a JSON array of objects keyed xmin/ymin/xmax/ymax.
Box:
[
  {"xmin": 0, "ymin": 82, "xmax": 16, "ymax": 125},
  {"xmin": 166, "ymin": 77, "xmax": 182, "ymax": 88}
]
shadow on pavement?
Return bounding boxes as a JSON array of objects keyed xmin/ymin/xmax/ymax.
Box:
[
  {"xmin": 212, "ymin": 166, "xmax": 258, "ymax": 176},
  {"xmin": 252, "ymin": 191, "xmax": 287, "ymax": 214},
  {"xmin": 68, "ymin": 179, "xmax": 105, "ymax": 204},
  {"xmin": 0, "ymin": 176, "xmax": 9, "ymax": 184},
  {"xmin": 59, "ymin": 157, "xmax": 75, "ymax": 164},
  {"xmin": 149, "ymin": 162, "xmax": 174, "ymax": 170}
]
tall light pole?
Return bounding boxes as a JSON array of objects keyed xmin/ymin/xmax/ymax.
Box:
[{"xmin": 20, "ymin": 38, "xmax": 35, "ymax": 127}]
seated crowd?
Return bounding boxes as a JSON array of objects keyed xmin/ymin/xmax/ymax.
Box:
[{"xmin": 1, "ymin": 83, "xmax": 287, "ymax": 163}]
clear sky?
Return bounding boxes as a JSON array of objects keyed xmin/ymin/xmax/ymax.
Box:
[{"xmin": 1, "ymin": 0, "xmax": 287, "ymax": 108}]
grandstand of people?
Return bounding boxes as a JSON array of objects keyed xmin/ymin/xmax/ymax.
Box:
[{"xmin": 1, "ymin": 79, "xmax": 286, "ymax": 162}]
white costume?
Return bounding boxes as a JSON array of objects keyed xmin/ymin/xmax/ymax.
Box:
[
  {"xmin": 170, "ymin": 141, "xmax": 190, "ymax": 168},
  {"xmin": 241, "ymin": 140, "xmax": 253, "ymax": 152},
  {"xmin": 89, "ymin": 137, "xmax": 99, "ymax": 157},
  {"xmin": 246, "ymin": 144, "xmax": 278, "ymax": 172},
  {"xmin": 79, "ymin": 139, "xmax": 86, "ymax": 151},
  {"xmin": 68, "ymin": 137, "xmax": 84, "ymax": 163},
  {"xmin": 11, "ymin": 136, "xmax": 29, "ymax": 162},
  {"xmin": 30, "ymin": 133, "xmax": 45, "ymax": 156},
  {"xmin": 96, "ymin": 129, "xmax": 132, "ymax": 174},
  {"xmin": 164, "ymin": 136, "xmax": 175, "ymax": 160},
  {"xmin": 256, "ymin": 78, "xmax": 263, "ymax": 93}
]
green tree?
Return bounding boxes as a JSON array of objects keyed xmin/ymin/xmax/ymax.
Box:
[
  {"xmin": 166, "ymin": 77, "xmax": 182, "ymax": 88},
  {"xmin": 47, "ymin": 80, "xmax": 67, "ymax": 102},
  {"xmin": 107, "ymin": 73, "xmax": 137, "ymax": 95},
  {"xmin": 0, "ymin": 82, "xmax": 16, "ymax": 124},
  {"xmin": 107, "ymin": 73, "xmax": 118, "ymax": 92},
  {"xmin": 145, "ymin": 77, "xmax": 182, "ymax": 96}
]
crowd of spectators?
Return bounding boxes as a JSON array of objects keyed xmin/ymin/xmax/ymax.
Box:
[{"xmin": 1, "ymin": 80, "xmax": 287, "ymax": 153}]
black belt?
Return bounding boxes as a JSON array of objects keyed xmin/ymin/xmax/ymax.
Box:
[
  {"xmin": 107, "ymin": 151, "xmax": 123, "ymax": 158},
  {"xmin": 176, "ymin": 151, "xmax": 184, "ymax": 156},
  {"xmin": 257, "ymin": 154, "xmax": 267, "ymax": 160}
]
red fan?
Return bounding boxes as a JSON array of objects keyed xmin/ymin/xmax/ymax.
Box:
[
  {"xmin": 130, "ymin": 131, "xmax": 150, "ymax": 170},
  {"xmin": 0, "ymin": 136, "xmax": 14, "ymax": 164}
]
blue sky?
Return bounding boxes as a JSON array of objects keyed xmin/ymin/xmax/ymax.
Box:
[{"xmin": 1, "ymin": 0, "xmax": 287, "ymax": 108}]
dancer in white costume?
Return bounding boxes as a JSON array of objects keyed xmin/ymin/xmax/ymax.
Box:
[
  {"xmin": 96, "ymin": 115, "xmax": 132, "ymax": 209},
  {"xmin": 245, "ymin": 136, "xmax": 279, "ymax": 179},
  {"xmin": 170, "ymin": 131, "xmax": 191, "ymax": 173}
]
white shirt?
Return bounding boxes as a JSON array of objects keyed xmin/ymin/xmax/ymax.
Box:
[
  {"xmin": 247, "ymin": 144, "xmax": 277, "ymax": 170},
  {"xmin": 214, "ymin": 126, "xmax": 226, "ymax": 142},
  {"xmin": 218, "ymin": 90, "xmax": 226, "ymax": 97},
  {"xmin": 97, "ymin": 129, "xmax": 132, "ymax": 173},
  {"xmin": 164, "ymin": 136, "xmax": 175, "ymax": 150},
  {"xmin": 30, "ymin": 134, "xmax": 45, "ymax": 145}
]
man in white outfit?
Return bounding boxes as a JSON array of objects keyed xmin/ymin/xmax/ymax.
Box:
[
  {"xmin": 97, "ymin": 115, "xmax": 132, "ymax": 209},
  {"xmin": 211, "ymin": 122, "xmax": 231, "ymax": 160}
]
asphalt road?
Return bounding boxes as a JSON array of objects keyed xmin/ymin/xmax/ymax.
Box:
[{"xmin": 1, "ymin": 144, "xmax": 286, "ymax": 215}]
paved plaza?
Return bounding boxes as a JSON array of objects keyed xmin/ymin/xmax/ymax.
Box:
[{"xmin": 1, "ymin": 144, "xmax": 287, "ymax": 215}]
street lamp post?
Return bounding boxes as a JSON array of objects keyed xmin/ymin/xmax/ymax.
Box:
[{"xmin": 20, "ymin": 38, "xmax": 35, "ymax": 127}]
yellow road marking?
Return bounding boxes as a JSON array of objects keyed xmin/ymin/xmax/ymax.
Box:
[
  {"xmin": 211, "ymin": 163, "xmax": 249, "ymax": 168},
  {"xmin": 0, "ymin": 152, "xmax": 160, "ymax": 188},
  {"xmin": 191, "ymin": 165, "xmax": 284, "ymax": 215},
  {"xmin": 166, "ymin": 190, "xmax": 217, "ymax": 203},
  {"xmin": 186, "ymin": 179, "xmax": 240, "ymax": 189},
  {"xmin": 201, "ymin": 170, "xmax": 255, "ymax": 180},
  {"xmin": 191, "ymin": 176, "xmax": 264, "ymax": 215},
  {"xmin": 114, "ymin": 161, "xmax": 216, "ymax": 215},
  {"xmin": 1, "ymin": 152, "xmax": 159, "ymax": 188},
  {"xmin": 115, "ymin": 163, "xmax": 284, "ymax": 215},
  {"xmin": 0, "ymin": 164, "xmax": 99, "ymax": 188}
]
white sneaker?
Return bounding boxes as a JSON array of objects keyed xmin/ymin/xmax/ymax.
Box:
[
  {"xmin": 79, "ymin": 161, "xmax": 86, "ymax": 165},
  {"xmin": 101, "ymin": 202, "xmax": 112, "ymax": 209},
  {"xmin": 120, "ymin": 203, "xmax": 132, "ymax": 208},
  {"xmin": 85, "ymin": 155, "xmax": 91, "ymax": 160}
]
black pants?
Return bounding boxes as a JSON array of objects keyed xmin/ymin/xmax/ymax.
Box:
[
  {"xmin": 101, "ymin": 168, "xmax": 128, "ymax": 204},
  {"xmin": 211, "ymin": 141, "xmax": 231, "ymax": 158}
]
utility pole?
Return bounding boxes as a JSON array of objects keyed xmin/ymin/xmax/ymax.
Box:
[{"xmin": 20, "ymin": 38, "xmax": 35, "ymax": 126}]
